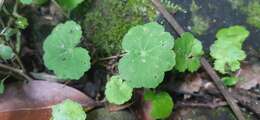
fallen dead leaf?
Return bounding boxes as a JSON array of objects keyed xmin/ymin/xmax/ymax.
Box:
[
  {"xmin": 0, "ymin": 80, "xmax": 96, "ymax": 120},
  {"xmin": 236, "ymin": 63, "xmax": 260, "ymax": 90},
  {"xmin": 179, "ymin": 74, "xmax": 203, "ymax": 94}
]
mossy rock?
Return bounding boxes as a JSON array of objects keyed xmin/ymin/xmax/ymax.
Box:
[{"xmin": 83, "ymin": 0, "xmax": 157, "ymax": 57}]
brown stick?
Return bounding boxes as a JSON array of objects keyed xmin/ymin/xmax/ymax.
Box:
[{"xmin": 150, "ymin": 0, "xmax": 246, "ymax": 120}]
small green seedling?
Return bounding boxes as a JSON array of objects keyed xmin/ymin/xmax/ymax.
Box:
[
  {"xmin": 43, "ymin": 21, "xmax": 91, "ymax": 80},
  {"xmin": 174, "ymin": 32, "xmax": 203, "ymax": 72},
  {"xmin": 210, "ymin": 26, "xmax": 249, "ymax": 73},
  {"xmin": 51, "ymin": 99, "xmax": 86, "ymax": 120},
  {"xmin": 118, "ymin": 22, "xmax": 175, "ymax": 88},
  {"xmin": 105, "ymin": 75, "xmax": 133, "ymax": 105}
]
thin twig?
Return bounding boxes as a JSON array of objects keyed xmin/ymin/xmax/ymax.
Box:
[
  {"xmin": 176, "ymin": 101, "xmax": 227, "ymax": 109},
  {"xmin": 108, "ymin": 102, "xmax": 133, "ymax": 112},
  {"xmin": 151, "ymin": 0, "xmax": 246, "ymax": 120},
  {"xmin": 0, "ymin": 62, "xmax": 33, "ymax": 81},
  {"xmin": 99, "ymin": 54, "xmax": 125, "ymax": 61}
]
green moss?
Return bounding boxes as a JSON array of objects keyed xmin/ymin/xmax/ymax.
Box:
[
  {"xmin": 227, "ymin": 0, "xmax": 244, "ymax": 9},
  {"xmin": 190, "ymin": 0, "xmax": 210, "ymax": 35},
  {"xmin": 243, "ymin": 0, "xmax": 260, "ymax": 28},
  {"xmin": 160, "ymin": 0, "xmax": 186, "ymax": 13},
  {"xmin": 228, "ymin": 0, "xmax": 260, "ymax": 28},
  {"xmin": 84, "ymin": 0, "xmax": 156, "ymax": 57}
]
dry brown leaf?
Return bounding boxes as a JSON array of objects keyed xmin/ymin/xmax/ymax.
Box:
[
  {"xmin": 236, "ymin": 63, "xmax": 260, "ymax": 90},
  {"xmin": 179, "ymin": 74, "xmax": 203, "ymax": 94},
  {"xmin": 0, "ymin": 80, "xmax": 96, "ymax": 120}
]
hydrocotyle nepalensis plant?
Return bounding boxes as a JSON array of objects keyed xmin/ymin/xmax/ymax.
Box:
[
  {"xmin": 118, "ymin": 22, "xmax": 175, "ymax": 88},
  {"xmin": 43, "ymin": 21, "xmax": 90, "ymax": 80},
  {"xmin": 174, "ymin": 32, "xmax": 203, "ymax": 72},
  {"xmin": 210, "ymin": 26, "xmax": 249, "ymax": 73}
]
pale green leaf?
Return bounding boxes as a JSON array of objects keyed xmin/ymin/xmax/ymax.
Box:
[
  {"xmin": 0, "ymin": 44, "xmax": 14, "ymax": 60},
  {"xmin": 144, "ymin": 91, "xmax": 174, "ymax": 119},
  {"xmin": 43, "ymin": 21, "xmax": 90, "ymax": 80},
  {"xmin": 52, "ymin": 99, "xmax": 86, "ymax": 120},
  {"xmin": 210, "ymin": 26, "xmax": 249, "ymax": 73},
  {"xmin": 20, "ymin": 0, "xmax": 32, "ymax": 4},
  {"xmin": 105, "ymin": 76, "xmax": 133, "ymax": 105},
  {"xmin": 118, "ymin": 22, "xmax": 175, "ymax": 88},
  {"xmin": 174, "ymin": 32, "xmax": 203, "ymax": 72},
  {"xmin": 56, "ymin": 0, "xmax": 84, "ymax": 11}
]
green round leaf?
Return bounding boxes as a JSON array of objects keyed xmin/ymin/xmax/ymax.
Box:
[
  {"xmin": 105, "ymin": 76, "xmax": 133, "ymax": 105},
  {"xmin": 222, "ymin": 77, "xmax": 239, "ymax": 86},
  {"xmin": 20, "ymin": 0, "xmax": 32, "ymax": 4},
  {"xmin": 118, "ymin": 22, "xmax": 175, "ymax": 88},
  {"xmin": 210, "ymin": 26, "xmax": 249, "ymax": 73},
  {"xmin": 56, "ymin": 0, "xmax": 84, "ymax": 11},
  {"xmin": 52, "ymin": 99, "xmax": 86, "ymax": 120},
  {"xmin": 0, "ymin": 44, "xmax": 14, "ymax": 60},
  {"xmin": 174, "ymin": 32, "xmax": 203, "ymax": 72},
  {"xmin": 144, "ymin": 91, "xmax": 174, "ymax": 119},
  {"xmin": 43, "ymin": 21, "xmax": 90, "ymax": 80}
]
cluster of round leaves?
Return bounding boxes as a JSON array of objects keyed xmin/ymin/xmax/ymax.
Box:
[
  {"xmin": 43, "ymin": 21, "xmax": 90, "ymax": 80},
  {"xmin": 174, "ymin": 32, "xmax": 203, "ymax": 72},
  {"xmin": 210, "ymin": 26, "xmax": 249, "ymax": 73},
  {"xmin": 51, "ymin": 99, "xmax": 86, "ymax": 120},
  {"xmin": 118, "ymin": 22, "xmax": 176, "ymax": 88}
]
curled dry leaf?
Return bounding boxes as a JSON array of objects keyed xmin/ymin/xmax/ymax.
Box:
[
  {"xmin": 179, "ymin": 74, "xmax": 203, "ymax": 94},
  {"xmin": 0, "ymin": 80, "xmax": 96, "ymax": 120},
  {"xmin": 236, "ymin": 63, "xmax": 260, "ymax": 90}
]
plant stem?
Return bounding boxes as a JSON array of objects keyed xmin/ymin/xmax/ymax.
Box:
[
  {"xmin": 0, "ymin": 62, "xmax": 33, "ymax": 81},
  {"xmin": 151, "ymin": 0, "xmax": 246, "ymax": 120}
]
